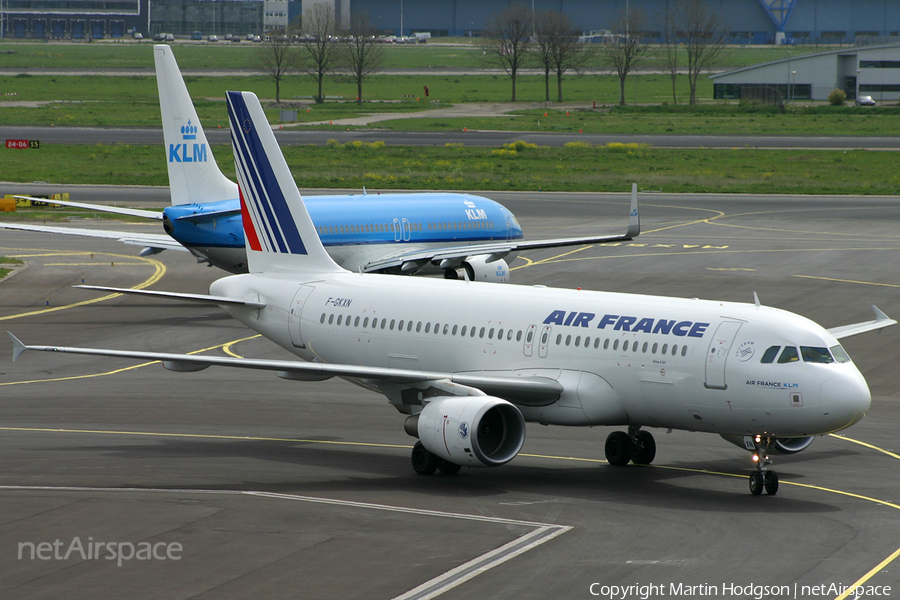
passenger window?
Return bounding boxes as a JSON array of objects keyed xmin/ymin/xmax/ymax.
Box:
[
  {"xmin": 613, "ymin": 340, "xmax": 619, "ymax": 350},
  {"xmin": 778, "ymin": 347, "xmax": 800, "ymax": 363},
  {"xmin": 681, "ymin": 346, "xmax": 687, "ymax": 357},
  {"xmin": 603, "ymin": 339, "xmax": 609, "ymax": 350},
  {"xmin": 622, "ymin": 341, "xmax": 629, "ymax": 352},
  {"xmin": 337, "ymin": 315, "xmax": 343, "ymax": 326},
  {"xmin": 760, "ymin": 346, "xmax": 781, "ymax": 364},
  {"xmin": 354, "ymin": 316, "xmax": 360, "ymax": 327},
  {"xmin": 526, "ymin": 330, "xmax": 533, "ymax": 343},
  {"xmin": 594, "ymin": 338, "xmax": 600, "ymax": 349},
  {"xmin": 565, "ymin": 335, "xmax": 571, "ymax": 346},
  {"xmin": 389, "ymin": 319, "xmax": 395, "ymax": 330},
  {"xmin": 443, "ymin": 324, "xmax": 449, "ymax": 335},
  {"xmin": 575, "ymin": 336, "xmax": 581, "ymax": 347},
  {"xmin": 498, "ymin": 328, "xmax": 504, "ymax": 339},
  {"xmin": 642, "ymin": 342, "xmax": 648, "ymax": 353},
  {"xmin": 320, "ymin": 313, "xmax": 326, "ymax": 324},
  {"xmin": 556, "ymin": 334, "xmax": 562, "ymax": 345},
  {"xmin": 489, "ymin": 328, "xmax": 495, "ymax": 339},
  {"xmin": 516, "ymin": 330, "xmax": 523, "ymax": 342},
  {"xmin": 652, "ymin": 343, "xmax": 658, "ymax": 354},
  {"xmin": 381, "ymin": 320, "xmax": 388, "ymax": 330},
  {"xmin": 661, "ymin": 343, "xmax": 667, "ymax": 354},
  {"xmin": 452, "ymin": 325, "xmax": 458, "ymax": 335},
  {"xmin": 508, "ymin": 330, "xmax": 514, "ymax": 341},
  {"xmin": 328, "ymin": 314, "xmax": 334, "ymax": 325},
  {"xmin": 801, "ymin": 346, "xmax": 834, "ymax": 363},
  {"xmin": 471, "ymin": 327, "xmax": 476, "ymax": 338},
  {"xmin": 398, "ymin": 320, "xmax": 404, "ymax": 330},
  {"xmin": 425, "ymin": 323, "xmax": 431, "ymax": 333},
  {"xmin": 416, "ymin": 322, "xmax": 422, "ymax": 332}
]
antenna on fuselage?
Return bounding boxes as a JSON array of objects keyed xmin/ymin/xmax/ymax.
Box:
[{"xmin": 753, "ymin": 292, "xmax": 761, "ymax": 308}]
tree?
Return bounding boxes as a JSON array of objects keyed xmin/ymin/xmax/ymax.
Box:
[
  {"xmin": 255, "ymin": 28, "xmax": 298, "ymax": 103},
  {"xmin": 299, "ymin": 3, "xmax": 338, "ymax": 104},
  {"xmin": 342, "ymin": 12, "xmax": 384, "ymax": 105},
  {"xmin": 602, "ymin": 8, "xmax": 650, "ymax": 106},
  {"xmin": 678, "ymin": 0, "xmax": 728, "ymax": 105},
  {"xmin": 533, "ymin": 10, "xmax": 591, "ymax": 103},
  {"xmin": 481, "ymin": 4, "xmax": 532, "ymax": 102},
  {"xmin": 658, "ymin": 4, "xmax": 680, "ymax": 104}
]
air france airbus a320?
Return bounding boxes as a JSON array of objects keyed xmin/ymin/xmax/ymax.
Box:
[
  {"xmin": 10, "ymin": 91, "xmax": 895, "ymax": 496},
  {"xmin": 0, "ymin": 44, "xmax": 638, "ymax": 282}
]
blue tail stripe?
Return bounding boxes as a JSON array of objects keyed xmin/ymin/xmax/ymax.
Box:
[
  {"xmin": 228, "ymin": 103, "xmax": 284, "ymax": 253},
  {"xmin": 227, "ymin": 91, "xmax": 307, "ymax": 256}
]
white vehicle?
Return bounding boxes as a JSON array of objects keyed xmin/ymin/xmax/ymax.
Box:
[{"xmin": 11, "ymin": 91, "xmax": 894, "ymax": 495}]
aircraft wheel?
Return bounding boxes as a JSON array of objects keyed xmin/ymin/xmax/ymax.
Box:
[
  {"xmin": 604, "ymin": 431, "xmax": 633, "ymax": 466},
  {"xmin": 749, "ymin": 471, "xmax": 764, "ymax": 495},
  {"xmin": 764, "ymin": 471, "xmax": 779, "ymax": 495},
  {"xmin": 438, "ymin": 460, "xmax": 462, "ymax": 475},
  {"xmin": 631, "ymin": 430, "xmax": 656, "ymax": 465},
  {"xmin": 411, "ymin": 441, "xmax": 439, "ymax": 475}
]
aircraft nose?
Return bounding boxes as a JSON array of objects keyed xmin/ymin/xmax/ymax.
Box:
[{"xmin": 820, "ymin": 368, "xmax": 871, "ymax": 431}]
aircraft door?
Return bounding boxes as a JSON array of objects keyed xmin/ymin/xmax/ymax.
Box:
[
  {"xmin": 402, "ymin": 218, "xmax": 411, "ymax": 241},
  {"xmin": 392, "ymin": 218, "xmax": 402, "ymax": 242},
  {"xmin": 289, "ymin": 285, "xmax": 316, "ymax": 348},
  {"xmin": 704, "ymin": 320, "xmax": 742, "ymax": 390},
  {"xmin": 538, "ymin": 325, "xmax": 552, "ymax": 358},
  {"xmin": 523, "ymin": 324, "xmax": 536, "ymax": 357}
]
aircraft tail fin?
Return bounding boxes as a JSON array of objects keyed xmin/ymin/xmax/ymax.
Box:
[
  {"xmin": 154, "ymin": 44, "xmax": 239, "ymax": 206},
  {"xmin": 226, "ymin": 91, "xmax": 344, "ymax": 275}
]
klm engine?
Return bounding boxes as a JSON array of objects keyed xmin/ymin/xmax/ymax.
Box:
[
  {"xmin": 444, "ymin": 255, "xmax": 510, "ymax": 283},
  {"xmin": 404, "ymin": 396, "xmax": 525, "ymax": 468}
]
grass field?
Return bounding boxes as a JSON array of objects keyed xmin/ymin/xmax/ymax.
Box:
[
  {"xmin": 2, "ymin": 141, "xmax": 898, "ymax": 196},
  {"xmin": 0, "ymin": 39, "xmax": 837, "ymax": 71}
]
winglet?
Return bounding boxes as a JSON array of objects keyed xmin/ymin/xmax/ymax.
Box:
[
  {"xmin": 827, "ymin": 305, "xmax": 898, "ymax": 340},
  {"xmin": 8, "ymin": 332, "xmax": 28, "ymax": 363},
  {"xmin": 625, "ymin": 183, "xmax": 640, "ymax": 239},
  {"xmin": 154, "ymin": 44, "xmax": 238, "ymax": 206},
  {"xmin": 226, "ymin": 90, "xmax": 344, "ymax": 275}
]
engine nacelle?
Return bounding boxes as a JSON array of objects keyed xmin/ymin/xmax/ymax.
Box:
[
  {"xmin": 405, "ymin": 396, "xmax": 525, "ymax": 467},
  {"xmin": 720, "ymin": 434, "xmax": 816, "ymax": 455},
  {"xmin": 444, "ymin": 255, "xmax": 510, "ymax": 283}
]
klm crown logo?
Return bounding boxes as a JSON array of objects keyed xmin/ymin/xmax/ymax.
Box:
[{"xmin": 169, "ymin": 120, "xmax": 207, "ymax": 163}]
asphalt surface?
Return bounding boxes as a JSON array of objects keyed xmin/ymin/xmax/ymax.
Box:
[
  {"xmin": 2, "ymin": 190, "xmax": 899, "ymax": 599},
  {"xmin": 3, "ymin": 125, "xmax": 900, "ymax": 150}
]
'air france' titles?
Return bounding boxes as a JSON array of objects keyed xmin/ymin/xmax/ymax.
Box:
[{"xmin": 543, "ymin": 310, "xmax": 709, "ymax": 338}]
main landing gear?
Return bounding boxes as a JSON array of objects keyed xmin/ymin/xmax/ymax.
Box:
[
  {"xmin": 748, "ymin": 435, "xmax": 779, "ymax": 496},
  {"xmin": 604, "ymin": 426, "xmax": 656, "ymax": 466},
  {"xmin": 411, "ymin": 441, "xmax": 461, "ymax": 475}
]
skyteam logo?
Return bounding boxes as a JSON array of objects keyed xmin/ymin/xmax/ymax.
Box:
[
  {"xmin": 458, "ymin": 422, "xmax": 470, "ymax": 440},
  {"xmin": 168, "ymin": 120, "xmax": 207, "ymax": 163}
]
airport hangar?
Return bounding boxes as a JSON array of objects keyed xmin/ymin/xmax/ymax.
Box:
[
  {"xmin": 711, "ymin": 43, "xmax": 900, "ymax": 103},
  {"xmin": 0, "ymin": 0, "xmax": 899, "ymax": 45}
]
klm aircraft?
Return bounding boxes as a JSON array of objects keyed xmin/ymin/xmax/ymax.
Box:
[
  {"xmin": 1, "ymin": 44, "xmax": 638, "ymax": 281},
  {"xmin": 11, "ymin": 91, "xmax": 894, "ymax": 495}
]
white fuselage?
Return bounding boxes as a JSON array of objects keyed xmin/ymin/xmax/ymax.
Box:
[{"xmin": 211, "ymin": 271, "xmax": 871, "ymax": 438}]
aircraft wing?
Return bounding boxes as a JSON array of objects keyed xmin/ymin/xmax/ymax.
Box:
[
  {"xmin": 0, "ymin": 222, "xmax": 187, "ymax": 252},
  {"xmin": 363, "ymin": 184, "xmax": 640, "ymax": 273},
  {"xmin": 827, "ymin": 305, "xmax": 897, "ymax": 340},
  {"xmin": 8, "ymin": 332, "xmax": 562, "ymax": 406},
  {"xmin": 14, "ymin": 196, "xmax": 163, "ymax": 220}
]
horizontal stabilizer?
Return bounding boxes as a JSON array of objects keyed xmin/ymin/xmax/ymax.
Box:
[
  {"xmin": 0, "ymin": 222, "xmax": 186, "ymax": 252},
  {"xmin": 6, "ymin": 333, "xmax": 562, "ymax": 405},
  {"xmin": 828, "ymin": 305, "xmax": 897, "ymax": 340},
  {"xmin": 73, "ymin": 285, "xmax": 266, "ymax": 309},
  {"xmin": 14, "ymin": 196, "xmax": 163, "ymax": 220}
]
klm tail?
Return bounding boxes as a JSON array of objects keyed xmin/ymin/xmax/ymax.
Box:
[
  {"xmin": 154, "ymin": 44, "xmax": 238, "ymax": 206},
  {"xmin": 226, "ymin": 91, "xmax": 344, "ymax": 275}
]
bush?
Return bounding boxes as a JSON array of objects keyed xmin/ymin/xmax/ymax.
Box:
[{"xmin": 828, "ymin": 89, "xmax": 847, "ymax": 106}]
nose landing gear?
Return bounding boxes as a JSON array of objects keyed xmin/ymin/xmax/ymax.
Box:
[{"xmin": 749, "ymin": 435, "xmax": 779, "ymax": 495}]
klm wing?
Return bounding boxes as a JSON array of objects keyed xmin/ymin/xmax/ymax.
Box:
[
  {"xmin": 8, "ymin": 333, "xmax": 561, "ymax": 405},
  {"xmin": 363, "ymin": 184, "xmax": 640, "ymax": 274}
]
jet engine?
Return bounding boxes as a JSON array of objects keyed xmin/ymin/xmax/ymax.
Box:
[
  {"xmin": 404, "ymin": 396, "xmax": 525, "ymax": 467},
  {"xmin": 720, "ymin": 434, "xmax": 815, "ymax": 455},
  {"xmin": 444, "ymin": 255, "xmax": 510, "ymax": 283}
]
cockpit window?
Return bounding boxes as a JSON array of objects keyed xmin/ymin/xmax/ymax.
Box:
[
  {"xmin": 777, "ymin": 346, "xmax": 800, "ymax": 363},
  {"xmin": 761, "ymin": 346, "xmax": 781, "ymax": 364},
  {"xmin": 801, "ymin": 346, "xmax": 834, "ymax": 363},
  {"xmin": 830, "ymin": 345, "xmax": 852, "ymax": 363}
]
